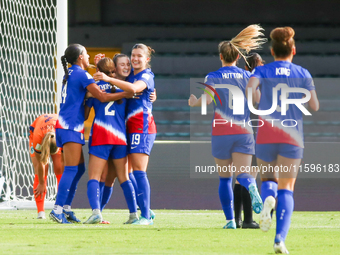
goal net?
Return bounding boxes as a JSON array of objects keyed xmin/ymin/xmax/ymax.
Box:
[{"xmin": 0, "ymin": 0, "xmax": 67, "ymax": 209}]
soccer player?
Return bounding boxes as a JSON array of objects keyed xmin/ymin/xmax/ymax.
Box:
[
  {"xmin": 29, "ymin": 114, "xmax": 62, "ymax": 219},
  {"xmin": 246, "ymin": 27, "xmax": 319, "ymax": 253},
  {"xmin": 93, "ymin": 44, "xmax": 157, "ymax": 225},
  {"xmin": 50, "ymin": 44, "xmax": 133, "ymax": 224},
  {"xmin": 84, "ymin": 57, "xmax": 138, "ymax": 224},
  {"xmin": 188, "ymin": 25, "xmax": 266, "ymax": 229},
  {"xmin": 234, "ymin": 53, "xmax": 264, "ymax": 229}
]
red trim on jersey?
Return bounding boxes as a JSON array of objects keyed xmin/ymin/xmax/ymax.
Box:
[
  {"xmin": 147, "ymin": 113, "xmax": 157, "ymax": 134},
  {"xmin": 212, "ymin": 112, "xmax": 253, "ymax": 136},
  {"xmin": 256, "ymin": 117, "xmax": 302, "ymax": 147},
  {"xmin": 127, "ymin": 111, "xmax": 144, "ymax": 134},
  {"xmin": 91, "ymin": 123, "xmax": 127, "ymax": 146}
]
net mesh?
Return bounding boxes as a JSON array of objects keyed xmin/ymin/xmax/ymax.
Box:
[{"xmin": 0, "ymin": 0, "xmax": 58, "ymax": 202}]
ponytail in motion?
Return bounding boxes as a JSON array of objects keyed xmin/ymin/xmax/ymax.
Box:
[
  {"xmin": 218, "ymin": 25, "xmax": 267, "ymax": 68},
  {"xmin": 40, "ymin": 132, "xmax": 58, "ymax": 165}
]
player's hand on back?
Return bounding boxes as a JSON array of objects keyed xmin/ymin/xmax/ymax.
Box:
[
  {"xmin": 94, "ymin": 53, "xmax": 105, "ymax": 66},
  {"xmin": 150, "ymin": 89, "xmax": 157, "ymax": 102}
]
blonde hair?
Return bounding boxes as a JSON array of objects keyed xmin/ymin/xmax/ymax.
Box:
[
  {"xmin": 270, "ymin": 27, "xmax": 295, "ymax": 58},
  {"xmin": 132, "ymin": 43, "xmax": 155, "ymax": 69},
  {"xmin": 40, "ymin": 132, "xmax": 58, "ymax": 165},
  {"xmin": 218, "ymin": 24, "xmax": 267, "ymax": 67}
]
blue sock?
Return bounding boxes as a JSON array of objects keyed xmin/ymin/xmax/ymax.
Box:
[
  {"xmin": 87, "ymin": 179, "xmax": 100, "ymax": 210},
  {"xmin": 261, "ymin": 181, "xmax": 278, "ymax": 202},
  {"xmin": 55, "ymin": 166, "xmax": 78, "ymax": 207},
  {"xmin": 275, "ymin": 189, "xmax": 294, "ymax": 243},
  {"xmin": 129, "ymin": 172, "xmax": 140, "ymax": 208},
  {"xmin": 101, "ymin": 186, "xmax": 113, "ymax": 211},
  {"xmin": 64, "ymin": 163, "xmax": 85, "ymax": 206},
  {"xmin": 133, "ymin": 171, "xmax": 150, "ymax": 219},
  {"xmin": 236, "ymin": 173, "xmax": 256, "ymax": 191},
  {"xmin": 219, "ymin": 177, "xmax": 234, "ymax": 220},
  {"xmin": 99, "ymin": 182, "xmax": 105, "ymax": 203},
  {"xmin": 120, "ymin": 180, "xmax": 137, "ymax": 213}
]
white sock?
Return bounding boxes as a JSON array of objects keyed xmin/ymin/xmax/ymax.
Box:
[
  {"xmin": 226, "ymin": 219, "xmax": 234, "ymax": 224},
  {"xmin": 63, "ymin": 205, "xmax": 72, "ymax": 212},
  {"xmin": 93, "ymin": 209, "xmax": 101, "ymax": 215},
  {"xmin": 53, "ymin": 205, "xmax": 63, "ymax": 214}
]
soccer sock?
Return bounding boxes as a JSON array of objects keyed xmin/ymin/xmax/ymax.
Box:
[
  {"xmin": 129, "ymin": 172, "xmax": 140, "ymax": 208},
  {"xmin": 233, "ymin": 183, "xmax": 242, "ymax": 221},
  {"xmin": 99, "ymin": 181, "xmax": 105, "ymax": 203},
  {"xmin": 261, "ymin": 181, "xmax": 278, "ymax": 202},
  {"xmin": 101, "ymin": 185, "xmax": 113, "ymax": 211},
  {"xmin": 64, "ymin": 163, "xmax": 85, "ymax": 207},
  {"xmin": 55, "ymin": 166, "xmax": 78, "ymax": 208},
  {"xmin": 241, "ymin": 185, "xmax": 253, "ymax": 223},
  {"xmin": 121, "ymin": 180, "xmax": 137, "ymax": 213},
  {"xmin": 219, "ymin": 177, "xmax": 234, "ymax": 220},
  {"xmin": 33, "ymin": 174, "xmax": 46, "ymax": 213},
  {"xmin": 236, "ymin": 173, "xmax": 256, "ymax": 191},
  {"xmin": 55, "ymin": 174, "xmax": 62, "ymax": 187},
  {"xmin": 275, "ymin": 189, "xmax": 294, "ymax": 243},
  {"xmin": 133, "ymin": 171, "xmax": 150, "ymax": 219},
  {"xmin": 87, "ymin": 179, "xmax": 100, "ymax": 210}
]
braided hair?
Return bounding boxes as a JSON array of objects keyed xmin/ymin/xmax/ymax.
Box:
[{"xmin": 61, "ymin": 44, "xmax": 85, "ymax": 85}]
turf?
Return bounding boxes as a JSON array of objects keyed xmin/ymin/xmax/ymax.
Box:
[{"xmin": 0, "ymin": 210, "xmax": 339, "ymax": 254}]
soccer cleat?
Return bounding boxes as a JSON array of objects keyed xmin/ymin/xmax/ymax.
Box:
[
  {"xmin": 37, "ymin": 211, "xmax": 46, "ymax": 219},
  {"xmin": 99, "ymin": 220, "xmax": 110, "ymax": 224},
  {"xmin": 223, "ymin": 220, "xmax": 236, "ymax": 229},
  {"xmin": 131, "ymin": 216, "xmax": 153, "ymax": 225},
  {"xmin": 124, "ymin": 212, "xmax": 139, "ymax": 224},
  {"xmin": 83, "ymin": 213, "xmax": 103, "ymax": 224},
  {"xmin": 248, "ymin": 184, "xmax": 263, "ymax": 214},
  {"xmin": 260, "ymin": 196, "xmax": 276, "ymax": 232},
  {"xmin": 242, "ymin": 221, "xmax": 260, "ymax": 229},
  {"xmin": 150, "ymin": 209, "xmax": 156, "ymax": 220},
  {"xmin": 63, "ymin": 210, "xmax": 81, "ymax": 223},
  {"xmin": 235, "ymin": 218, "xmax": 242, "ymax": 229},
  {"xmin": 274, "ymin": 241, "xmax": 289, "ymax": 254},
  {"xmin": 49, "ymin": 210, "xmax": 72, "ymax": 224}
]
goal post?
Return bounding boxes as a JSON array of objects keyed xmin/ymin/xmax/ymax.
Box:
[{"xmin": 0, "ymin": 0, "xmax": 68, "ymax": 209}]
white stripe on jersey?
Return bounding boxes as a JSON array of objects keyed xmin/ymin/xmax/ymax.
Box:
[
  {"xmin": 57, "ymin": 115, "xmax": 69, "ymax": 129},
  {"xmin": 94, "ymin": 119, "xmax": 127, "ymax": 143},
  {"xmin": 74, "ymin": 123, "xmax": 84, "ymax": 132},
  {"xmin": 261, "ymin": 115, "xmax": 304, "ymax": 148},
  {"xmin": 126, "ymin": 107, "xmax": 143, "ymax": 122},
  {"xmin": 215, "ymin": 108, "xmax": 253, "ymax": 134}
]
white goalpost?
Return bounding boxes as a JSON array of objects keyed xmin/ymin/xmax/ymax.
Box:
[{"xmin": 0, "ymin": 0, "xmax": 67, "ymax": 209}]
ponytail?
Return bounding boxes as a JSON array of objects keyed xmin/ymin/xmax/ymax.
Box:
[
  {"xmin": 219, "ymin": 24, "xmax": 267, "ymax": 66},
  {"xmin": 40, "ymin": 132, "xmax": 58, "ymax": 165},
  {"xmin": 61, "ymin": 55, "xmax": 68, "ymax": 86}
]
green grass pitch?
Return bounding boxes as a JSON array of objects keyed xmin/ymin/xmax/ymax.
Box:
[{"xmin": 0, "ymin": 210, "xmax": 339, "ymax": 254}]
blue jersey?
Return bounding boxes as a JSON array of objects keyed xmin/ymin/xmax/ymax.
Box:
[
  {"xmin": 86, "ymin": 81, "xmax": 127, "ymax": 146},
  {"xmin": 205, "ymin": 66, "xmax": 253, "ymax": 136},
  {"xmin": 126, "ymin": 68, "xmax": 157, "ymax": 134},
  {"xmin": 56, "ymin": 65, "xmax": 95, "ymax": 133},
  {"xmin": 251, "ymin": 61, "xmax": 315, "ymax": 148}
]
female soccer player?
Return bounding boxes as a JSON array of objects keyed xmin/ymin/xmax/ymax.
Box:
[
  {"xmin": 188, "ymin": 25, "xmax": 266, "ymax": 229},
  {"xmin": 84, "ymin": 57, "xmax": 138, "ymax": 224},
  {"xmin": 29, "ymin": 114, "xmax": 62, "ymax": 219},
  {"xmin": 50, "ymin": 44, "xmax": 134, "ymax": 224},
  {"xmin": 234, "ymin": 53, "xmax": 264, "ymax": 229},
  {"xmin": 93, "ymin": 44, "xmax": 157, "ymax": 225},
  {"xmin": 246, "ymin": 27, "xmax": 319, "ymax": 253}
]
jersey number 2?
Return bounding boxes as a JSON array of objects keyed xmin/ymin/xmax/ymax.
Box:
[{"xmin": 105, "ymin": 101, "xmax": 116, "ymax": 116}]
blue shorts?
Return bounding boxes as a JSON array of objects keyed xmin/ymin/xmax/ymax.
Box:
[
  {"xmin": 256, "ymin": 143, "xmax": 303, "ymax": 162},
  {"xmin": 211, "ymin": 134, "xmax": 255, "ymax": 160},
  {"xmin": 128, "ymin": 133, "xmax": 156, "ymax": 155},
  {"xmin": 56, "ymin": 129, "xmax": 85, "ymax": 147},
  {"xmin": 89, "ymin": 144, "xmax": 127, "ymax": 160}
]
